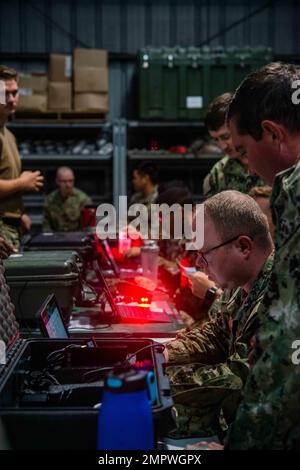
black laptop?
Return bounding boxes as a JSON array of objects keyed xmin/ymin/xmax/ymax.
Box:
[
  {"xmin": 100, "ymin": 239, "xmax": 142, "ymax": 278},
  {"xmin": 36, "ymin": 294, "xmax": 70, "ymax": 338},
  {"xmin": 95, "ymin": 265, "xmax": 181, "ymax": 324}
]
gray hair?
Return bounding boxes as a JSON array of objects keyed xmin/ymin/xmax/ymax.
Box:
[{"xmin": 204, "ymin": 190, "xmax": 272, "ymax": 250}]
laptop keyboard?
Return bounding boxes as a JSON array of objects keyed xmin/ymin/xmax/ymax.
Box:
[
  {"xmin": 0, "ymin": 338, "xmax": 25, "ymax": 379},
  {"xmin": 117, "ymin": 304, "xmax": 172, "ymax": 323}
]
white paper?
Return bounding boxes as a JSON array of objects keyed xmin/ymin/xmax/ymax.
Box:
[
  {"xmin": 186, "ymin": 96, "xmax": 203, "ymax": 109},
  {"xmin": 64, "ymin": 55, "xmax": 72, "ymax": 78}
]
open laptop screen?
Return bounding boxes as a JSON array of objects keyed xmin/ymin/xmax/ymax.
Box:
[
  {"xmin": 100, "ymin": 240, "xmax": 120, "ymax": 276},
  {"xmin": 37, "ymin": 294, "xmax": 69, "ymax": 339}
]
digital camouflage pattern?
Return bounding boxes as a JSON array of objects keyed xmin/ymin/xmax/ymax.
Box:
[
  {"xmin": 43, "ymin": 187, "xmax": 91, "ymax": 232},
  {"xmin": 225, "ymin": 160, "xmax": 300, "ymax": 450},
  {"xmin": 129, "ymin": 184, "xmax": 158, "ymax": 209},
  {"xmin": 203, "ymin": 156, "xmax": 267, "ymax": 198},
  {"xmin": 166, "ymin": 254, "xmax": 274, "ymax": 439},
  {"xmin": 0, "ymin": 221, "xmax": 20, "ymax": 251}
]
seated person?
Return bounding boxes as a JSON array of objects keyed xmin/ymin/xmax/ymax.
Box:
[
  {"xmin": 203, "ymin": 93, "xmax": 266, "ymax": 197},
  {"xmin": 164, "ymin": 190, "xmax": 274, "ymax": 439},
  {"xmin": 157, "ymin": 185, "xmax": 193, "ymax": 267},
  {"xmin": 129, "ymin": 161, "xmax": 159, "ymax": 208},
  {"xmin": 249, "ymin": 185, "xmax": 275, "ymax": 240},
  {"xmin": 125, "ymin": 183, "xmax": 193, "ymax": 263},
  {"xmin": 42, "ymin": 166, "xmax": 91, "ymax": 232}
]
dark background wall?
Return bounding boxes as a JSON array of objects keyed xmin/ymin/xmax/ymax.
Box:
[{"xmin": 0, "ymin": 0, "xmax": 297, "ymax": 118}]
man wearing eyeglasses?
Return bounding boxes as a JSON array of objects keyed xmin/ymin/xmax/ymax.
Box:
[
  {"xmin": 0, "ymin": 65, "xmax": 44, "ymax": 249},
  {"xmin": 165, "ymin": 190, "xmax": 274, "ymax": 439},
  {"xmin": 220, "ymin": 62, "xmax": 300, "ymax": 449}
]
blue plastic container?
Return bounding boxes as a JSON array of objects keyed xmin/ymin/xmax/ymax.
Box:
[{"xmin": 97, "ymin": 369, "xmax": 154, "ymax": 450}]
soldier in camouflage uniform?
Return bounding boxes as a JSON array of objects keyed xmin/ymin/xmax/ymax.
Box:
[
  {"xmin": 129, "ymin": 161, "xmax": 158, "ymax": 210},
  {"xmin": 43, "ymin": 166, "xmax": 91, "ymax": 232},
  {"xmin": 164, "ymin": 190, "xmax": 274, "ymax": 439},
  {"xmin": 223, "ymin": 63, "xmax": 300, "ymax": 449},
  {"xmin": 203, "ymin": 93, "xmax": 266, "ymax": 198}
]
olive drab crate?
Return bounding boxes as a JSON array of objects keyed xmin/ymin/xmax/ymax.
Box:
[{"xmin": 138, "ymin": 46, "xmax": 272, "ymax": 120}]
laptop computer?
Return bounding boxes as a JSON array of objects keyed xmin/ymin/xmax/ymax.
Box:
[
  {"xmin": 37, "ymin": 294, "xmax": 99, "ymax": 347},
  {"xmin": 36, "ymin": 294, "xmax": 70, "ymax": 339},
  {"xmin": 95, "ymin": 264, "xmax": 182, "ymax": 324},
  {"xmin": 100, "ymin": 239, "xmax": 142, "ymax": 279}
]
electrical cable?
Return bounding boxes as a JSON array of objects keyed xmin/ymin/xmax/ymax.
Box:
[{"xmin": 79, "ymin": 343, "xmax": 165, "ymax": 383}]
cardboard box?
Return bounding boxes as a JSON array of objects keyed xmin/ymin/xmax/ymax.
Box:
[
  {"xmin": 74, "ymin": 93, "xmax": 108, "ymax": 113},
  {"xmin": 74, "ymin": 66, "xmax": 108, "ymax": 93},
  {"xmin": 73, "ymin": 48, "xmax": 108, "ymax": 68},
  {"xmin": 18, "ymin": 94, "xmax": 48, "ymax": 112},
  {"xmin": 48, "ymin": 82, "xmax": 72, "ymax": 110},
  {"xmin": 18, "ymin": 74, "xmax": 48, "ymax": 93},
  {"xmin": 49, "ymin": 54, "xmax": 72, "ymax": 82}
]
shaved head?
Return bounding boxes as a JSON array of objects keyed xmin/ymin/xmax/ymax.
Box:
[
  {"xmin": 56, "ymin": 166, "xmax": 75, "ymax": 198},
  {"xmin": 56, "ymin": 166, "xmax": 74, "ymax": 180}
]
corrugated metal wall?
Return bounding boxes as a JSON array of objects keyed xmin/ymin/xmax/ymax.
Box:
[{"xmin": 0, "ymin": 0, "xmax": 298, "ymax": 118}]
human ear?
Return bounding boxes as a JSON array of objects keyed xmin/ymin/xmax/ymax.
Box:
[
  {"xmin": 261, "ymin": 120, "xmax": 284, "ymax": 145},
  {"xmin": 236, "ymin": 236, "xmax": 252, "ymax": 258}
]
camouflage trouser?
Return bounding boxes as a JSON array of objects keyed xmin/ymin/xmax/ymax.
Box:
[
  {"xmin": 166, "ymin": 362, "xmax": 244, "ymax": 439},
  {"xmin": 0, "ymin": 222, "xmax": 20, "ymax": 251}
]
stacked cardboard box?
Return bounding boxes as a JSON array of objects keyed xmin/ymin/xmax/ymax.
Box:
[
  {"xmin": 18, "ymin": 74, "xmax": 48, "ymax": 112},
  {"xmin": 48, "ymin": 54, "xmax": 72, "ymax": 111},
  {"xmin": 73, "ymin": 48, "xmax": 109, "ymax": 113}
]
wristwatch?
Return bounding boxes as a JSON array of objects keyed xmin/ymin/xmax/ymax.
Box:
[{"xmin": 202, "ymin": 286, "xmax": 218, "ymax": 310}]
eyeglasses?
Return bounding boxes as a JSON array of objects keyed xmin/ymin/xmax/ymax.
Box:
[
  {"xmin": 196, "ymin": 235, "xmax": 253, "ymax": 268},
  {"xmin": 5, "ymin": 90, "xmax": 19, "ymax": 98}
]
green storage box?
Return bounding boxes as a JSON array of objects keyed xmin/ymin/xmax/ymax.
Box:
[
  {"xmin": 3, "ymin": 251, "xmax": 80, "ymax": 325},
  {"xmin": 139, "ymin": 46, "xmax": 272, "ymax": 120}
]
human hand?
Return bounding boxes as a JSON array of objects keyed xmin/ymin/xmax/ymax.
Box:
[
  {"xmin": 0, "ymin": 238, "xmax": 17, "ymax": 258},
  {"xmin": 124, "ymin": 246, "xmax": 141, "ymax": 258},
  {"xmin": 20, "ymin": 171, "xmax": 44, "ymax": 192},
  {"xmin": 186, "ymin": 441, "xmax": 224, "ymax": 450},
  {"xmin": 187, "ymin": 271, "xmax": 216, "ymax": 299},
  {"xmin": 21, "ymin": 213, "xmax": 32, "ymax": 232}
]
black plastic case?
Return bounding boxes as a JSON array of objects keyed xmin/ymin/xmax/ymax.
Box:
[
  {"xmin": 0, "ymin": 337, "xmax": 175, "ymax": 449},
  {"xmin": 23, "ymin": 231, "xmax": 95, "ymax": 265}
]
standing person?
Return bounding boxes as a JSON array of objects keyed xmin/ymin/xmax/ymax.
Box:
[
  {"xmin": 43, "ymin": 166, "xmax": 91, "ymax": 232},
  {"xmin": 223, "ymin": 62, "xmax": 300, "ymax": 449},
  {"xmin": 203, "ymin": 93, "xmax": 266, "ymax": 198},
  {"xmin": 0, "ymin": 65, "xmax": 44, "ymax": 249},
  {"xmin": 248, "ymin": 186, "xmax": 275, "ymax": 240}
]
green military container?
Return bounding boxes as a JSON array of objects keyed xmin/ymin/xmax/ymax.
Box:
[
  {"xmin": 3, "ymin": 251, "xmax": 81, "ymax": 326},
  {"xmin": 139, "ymin": 46, "xmax": 272, "ymax": 120}
]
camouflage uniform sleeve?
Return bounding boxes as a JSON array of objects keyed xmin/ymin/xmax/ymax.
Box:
[
  {"xmin": 82, "ymin": 192, "xmax": 92, "ymax": 208},
  {"xmin": 166, "ymin": 310, "xmax": 231, "ymax": 365},
  {"xmin": 42, "ymin": 198, "xmax": 53, "ymax": 232},
  {"xmin": 203, "ymin": 165, "xmax": 219, "ymax": 198},
  {"xmin": 225, "ymin": 169, "xmax": 300, "ymax": 449}
]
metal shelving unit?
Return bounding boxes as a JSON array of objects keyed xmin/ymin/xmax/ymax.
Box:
[
  {"xmin": 7, "ymin": 119, "xmax": 117, "ymax": 227},
  {"xmin": 125, "ymin": 120, "xmax": 221, "ymax": 202}
]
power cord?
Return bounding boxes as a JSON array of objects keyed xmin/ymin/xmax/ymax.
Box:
[{"xmin": 79, "ymin": 343, "xmax": 165, "ymax": 382}]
